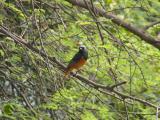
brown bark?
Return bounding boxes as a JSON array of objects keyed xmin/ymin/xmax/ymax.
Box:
[{"xmin": 65, "ymin": 0, "xmax": 160, "ymax": 50}]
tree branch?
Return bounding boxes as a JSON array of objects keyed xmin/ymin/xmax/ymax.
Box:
[
  {"xmin": 143, "ymin": 21, "xmax": 160, "ymax": 31},
  {"xmin": 65, "ymin": 0, "xmax": 160, "ymax": 50}
]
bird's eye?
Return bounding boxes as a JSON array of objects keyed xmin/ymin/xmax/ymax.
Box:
[{"xmin": 79, "ymin": 47, "xmax": 84, "ymax": 50}]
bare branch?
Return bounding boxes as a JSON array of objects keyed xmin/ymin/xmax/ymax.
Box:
[
  {"xmin": 143, "ymin": 21, "xmax": 160, "ymax": 31},
  {"xmin": 65, "ymin": 0, "xmax": 160, "ymax": 50}
]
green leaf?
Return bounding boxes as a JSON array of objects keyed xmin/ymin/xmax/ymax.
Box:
[
  {"xmin": 3, "ymin": 104, "xmax": 14, "ymax": 115},
  {"xmin": 76, "ymin": 21, "xmax": 92, "ymax": 26},
  {"xmin": 81, "ymin": 111, "xmax": 97, "ymax": 120},
  {"xmin": 105, "ymin": 0, "xmax": 112, "ymax": 5}
]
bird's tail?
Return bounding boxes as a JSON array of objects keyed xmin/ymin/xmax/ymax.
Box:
[
  {"xmin": 64, "ymin": 70, "xmax": 69, "ymax": 77},
  {"xmin": 64, "ymin": 67, "xmax": 72, "ymax": 77}
]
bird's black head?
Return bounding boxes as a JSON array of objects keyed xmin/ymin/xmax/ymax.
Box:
[
  {"xmin": 79, "ymin": 45, "xmax": 88, "ymax": 60},
  {"xmin": 79, "ymin": 45, "xmax": 85, "ymax": 51}
]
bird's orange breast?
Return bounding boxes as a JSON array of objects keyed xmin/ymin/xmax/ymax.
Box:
[
  {"xmin": 71, "ymin": 57, "xmax": 86, "ymax": 69},
  {"xmin": 64, "ymin": 57, "xmax": 87, "ymax": 76}
]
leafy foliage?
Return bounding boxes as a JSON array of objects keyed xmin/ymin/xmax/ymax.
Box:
[{"xmin": 0, "ymin": 0, "xmax": 160, "ymax": 119}]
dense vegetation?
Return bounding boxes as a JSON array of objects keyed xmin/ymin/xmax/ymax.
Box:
[{"xmin": 0, "ymin": 0, "xmax": 160, "ymax": 119}]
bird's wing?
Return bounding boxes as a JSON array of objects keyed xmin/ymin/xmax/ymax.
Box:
[{"xmin": 67, "ymin": 52, "xmax": 82, "ymax": 68}]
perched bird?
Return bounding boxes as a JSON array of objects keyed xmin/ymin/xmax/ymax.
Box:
[{"xmin": 64, "ymin": 45, "xmax": 88, "ymax": 76}]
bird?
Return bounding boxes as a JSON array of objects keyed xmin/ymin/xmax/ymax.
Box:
[{"xmin": 64, "ymin": 45, "xmax": 88, "ymax": 77}]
